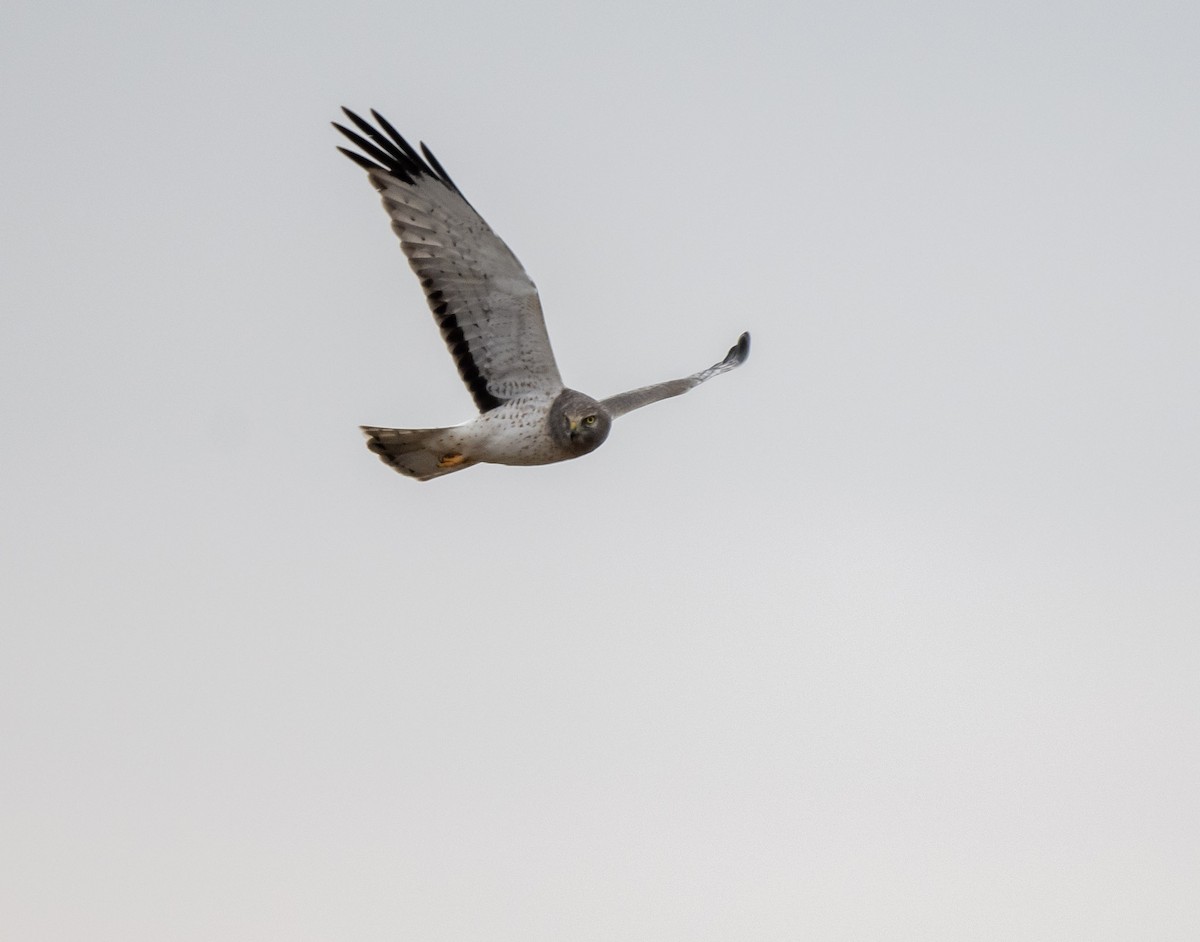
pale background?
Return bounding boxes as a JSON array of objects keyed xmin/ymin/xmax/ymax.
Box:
[{"xmin": 2, "ymin": 1, "xmax": 1198, "ymax": 939}]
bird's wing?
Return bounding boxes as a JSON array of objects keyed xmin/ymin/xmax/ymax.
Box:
[
  {"xmin": 335, "ymin": 108, "xmax": 563, "ymax": 412},
  {"xmin": 600, "ymin": 332, "xmax": 750, "ymax": 419}
]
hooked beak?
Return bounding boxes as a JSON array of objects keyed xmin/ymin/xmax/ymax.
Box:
[{"xmin": 568, "ymin": 419, "xmax": 579, "ymax": 433}]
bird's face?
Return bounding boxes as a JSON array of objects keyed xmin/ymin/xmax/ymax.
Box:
[
  {"xmin": 566, "ymin": 409, "xmax": 611, "ymax": 454},
  {"xmin": 550, "ymin": 390, "xmax": 611, "ymax": 456}
]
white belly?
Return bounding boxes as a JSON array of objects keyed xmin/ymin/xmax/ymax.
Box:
[{"xmin": 462, "ymin": 396, "xmax": 566, "ymax": 466}]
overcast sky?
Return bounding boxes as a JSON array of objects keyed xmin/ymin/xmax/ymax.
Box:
[{"xmin": 2, "ymin": 1, "xmax": 1198, "ymax": 939}]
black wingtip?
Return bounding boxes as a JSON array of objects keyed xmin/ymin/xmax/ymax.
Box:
[
  {"xmin": 420, "ymin": 142, "xmax": 460, "ymax": 192},
  {"xmin": 334, "ymin": 108, "xmax": 433, "ymax": 184},
  {"xmin": 336, "ymin": 145, "xmax": 381, "ymax": 172},
  {"xmin": 727, "ymin": 331, "xmax": 750, "ymax": 365}
]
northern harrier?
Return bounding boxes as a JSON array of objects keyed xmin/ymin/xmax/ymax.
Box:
[{"xmin": 334, "ymin": 109, "xmax": 750, "ymax": 481}]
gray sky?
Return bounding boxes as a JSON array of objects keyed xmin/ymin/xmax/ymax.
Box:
[{"xmin": 2, "ymin": 0, "xmax": 1198, "ymax": 939}]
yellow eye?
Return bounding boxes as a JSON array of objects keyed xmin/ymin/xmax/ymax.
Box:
[{"xmin": 582, "ymin": 415, "xmax": 597, "ymax": 427}]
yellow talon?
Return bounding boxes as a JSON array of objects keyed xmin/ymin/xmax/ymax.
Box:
[{"xmin": 437, "ymin": 452, "xmax": 467, "ymax": 468}]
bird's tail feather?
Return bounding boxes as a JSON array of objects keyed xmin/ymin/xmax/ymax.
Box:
[{"xmin": 360, "ymin": 426, "xmax": 475, "ymax": 481}]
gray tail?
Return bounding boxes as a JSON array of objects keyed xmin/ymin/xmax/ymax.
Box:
[{"xmin": 359, "ymin": 426, "xmax": 476, "ymax": 481}]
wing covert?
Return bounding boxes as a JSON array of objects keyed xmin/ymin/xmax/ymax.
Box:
[{"xmin": 335, "ymin": 108, "xmax": 563, "ymax": 412}]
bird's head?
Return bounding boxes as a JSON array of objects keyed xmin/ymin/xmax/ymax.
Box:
[{"xmin": 549, "ymin": 389, "xmax": 612, "ymax": 456}]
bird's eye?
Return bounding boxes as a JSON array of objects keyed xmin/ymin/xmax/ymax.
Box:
[{"xmin": 582, "ymin": 415, "xmax": 597, "ymax": 427}]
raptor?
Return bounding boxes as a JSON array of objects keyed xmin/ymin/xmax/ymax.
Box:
[{"xmin": 334, "ymin": 109, "xmax": 750, "ymax": 481}]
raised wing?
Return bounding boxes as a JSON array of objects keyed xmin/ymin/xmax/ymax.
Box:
[
  {"xmin": 600, "ymin": 332, "xmax": 750, "ymax": 419},
  {"xmin": 334, "ymin": 108, "xmax": 563, "ymax": 412}
]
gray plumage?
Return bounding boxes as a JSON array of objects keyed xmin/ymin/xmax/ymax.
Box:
[{"xmin": 334, "ymin": 108, "xmax": 749, "ymax": 481}]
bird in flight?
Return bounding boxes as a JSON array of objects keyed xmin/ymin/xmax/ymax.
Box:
[{"xmin": 334, "ymin": 108, "xmax": 750, "ymax": 481}]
